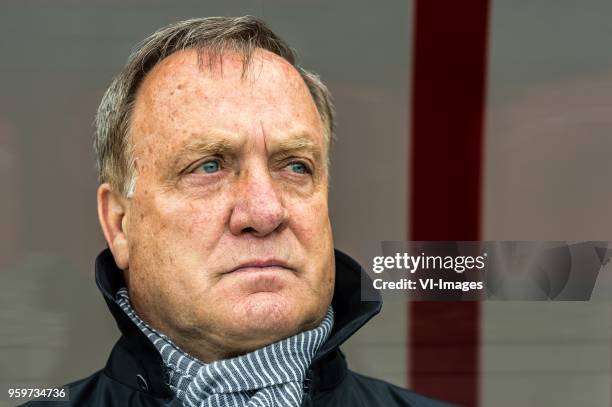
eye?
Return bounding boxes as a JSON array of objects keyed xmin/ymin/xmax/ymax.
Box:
[
  {"xmin": 288, "ymin": 161, "xmax": 310, "ymax": 174},
  {"xmin": 197, "ymin": 159, "xmax": 221, "ymax": 174}
]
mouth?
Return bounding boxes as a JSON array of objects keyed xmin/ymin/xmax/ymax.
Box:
[{"xmin": 229, "ymin": 259, "xmax": 293, "ymax": 274}]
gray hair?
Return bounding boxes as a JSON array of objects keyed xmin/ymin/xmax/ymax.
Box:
[{"xmin": 94, "ymin": 16, "xmax": 336, "ymax": 197}]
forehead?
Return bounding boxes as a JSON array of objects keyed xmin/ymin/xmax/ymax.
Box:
[{"xmin": 130, "ymin": 48, "xmax": 324, "ymax": 156}]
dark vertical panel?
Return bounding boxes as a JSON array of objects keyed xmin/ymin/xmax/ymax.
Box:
[{"xmin": 408, "ymin": 1, "xmax": 490, "ymax": 406}]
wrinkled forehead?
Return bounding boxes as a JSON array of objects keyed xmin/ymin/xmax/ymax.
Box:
[{"xmin": 129, "ymin": 48, "xmax": 325, "ymax": 162}]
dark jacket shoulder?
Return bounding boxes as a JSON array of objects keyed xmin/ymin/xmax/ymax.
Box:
[
  {"xmin": 314, "ymin": 370, "xmax": 454, "ymax": 407},
  {"xmin": 20, "ymin": 368, "xmax": 179, "ymax": 407}
]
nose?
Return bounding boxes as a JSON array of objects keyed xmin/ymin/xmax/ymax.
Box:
[{"xmin": 228, "ymin": 165, "xmax": 288, "ymax": 237}]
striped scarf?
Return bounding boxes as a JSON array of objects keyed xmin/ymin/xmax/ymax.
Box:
[{"xmin": 116, "ymin": 288, "xmax": 334, "ymax": 407}]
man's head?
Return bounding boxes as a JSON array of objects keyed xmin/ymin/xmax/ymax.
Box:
[{"xmin": 95, "ymin": 16, "xmax": 336, "ymax": 362}]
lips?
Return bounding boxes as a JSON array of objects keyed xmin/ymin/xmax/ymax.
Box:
[{"xmin": 229, "ymin": 259, "xmax": 292, "ymax": 273}]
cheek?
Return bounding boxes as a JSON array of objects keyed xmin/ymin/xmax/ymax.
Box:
[
  {"xmin": 126, "ymin": 190, "xmax": 232, "ymax": 293},
  {"xmin": 126, "ymin": 192, "xmax": 231, "ymax": 309},
  {"xmin": 136, "ymin": 191, "xmax": 228, "ymax": 245},
  {"xmin": 286, "ymin": 193, "xmax": 334, "ymax": 287},
  {"xmin": 288, "ymin": 193, "xmax": 331, "ymax": 244}
]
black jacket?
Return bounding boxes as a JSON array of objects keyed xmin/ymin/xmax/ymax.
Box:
[{"xmin": 24, "ymin": 249, "xmax": 453, "ymax": 406}]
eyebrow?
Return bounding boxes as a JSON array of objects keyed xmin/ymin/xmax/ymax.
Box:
[
  {"xmin": 171, "ymin": 137, "xmax": 238, "ymax": 173},
  {"xmin": 268, "ymin": 134, "xmax": 323, "ymax": 163}
]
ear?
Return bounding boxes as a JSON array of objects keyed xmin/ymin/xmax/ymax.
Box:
[{"xmin": 97, "ymin": 183, "xmax": 130, "ymax": 270}]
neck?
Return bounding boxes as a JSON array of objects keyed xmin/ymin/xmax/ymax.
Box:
[
  {"xmin": 129, "ymin": 297, "xmax": 329, "ymax": 363},
  {"xmin": 122, "ymin": 287, "xmax": 333, "ymax": 364}
]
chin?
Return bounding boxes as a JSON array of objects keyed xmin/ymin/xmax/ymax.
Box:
[{"xmin": 230, "ymin": 293, "xmax": 312, "ymax": 345}]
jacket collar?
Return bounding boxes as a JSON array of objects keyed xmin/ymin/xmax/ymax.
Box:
[{"xmin": 95, "ymin": 247, "xmax": 382, "ymax": 398}]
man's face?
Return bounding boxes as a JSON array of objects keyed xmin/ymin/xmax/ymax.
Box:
[{"xmin": 120, "ymin": 49, "xmax": 334, "ymax": 360}]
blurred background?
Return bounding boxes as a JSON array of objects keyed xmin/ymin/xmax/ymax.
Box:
[{"xmin": 1, "ymin": 1, "xmax": 611, "ymax": 406}]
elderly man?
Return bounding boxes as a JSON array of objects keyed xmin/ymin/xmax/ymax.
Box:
[{"xmin": 25, "ymin": 16, "xmax": 450, "ymax": 407}]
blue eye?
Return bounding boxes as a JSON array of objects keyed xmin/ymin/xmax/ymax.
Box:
[
  {"xmin": 289, "ymin": 162, "xmax": 308, "ymax": 174},
  {"xmin": 199, "ymin": 160, "xmax": 220, "ymax": 173}
]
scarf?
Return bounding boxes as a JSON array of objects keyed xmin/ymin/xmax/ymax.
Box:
[{"xmin": 116, "ymin": 287, "xmax": 333, "ymax": 406}]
